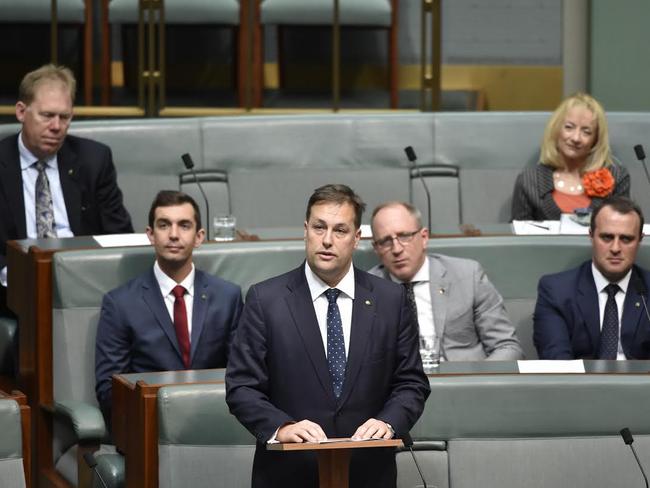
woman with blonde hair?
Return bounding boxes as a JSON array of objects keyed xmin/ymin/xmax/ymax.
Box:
[{"xmin": 511, "ymin": 93, "xmax": 629, "ymax": 221}]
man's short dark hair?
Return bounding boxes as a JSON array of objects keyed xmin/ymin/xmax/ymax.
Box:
[
  {"xmin": 306, "ymin": 184, "xmax": 366, "ymax": 229},
  {"xmin": 148, "ymin": 190, "xmax": 202, "ymax": 229},
  {"xmin": 590, "ymin": 196, "xmax": 644, "ymax": 237}
]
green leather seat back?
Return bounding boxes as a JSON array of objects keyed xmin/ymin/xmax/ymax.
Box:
[
  {"xmin": 260, "ymin": 0, "xmax": 392, "ymax": 26},
  {"xmin": 0, "ymin": 398, "xmax": 26, "ymax": 488},
  {"xmin": 109, "ymin": 0, "xmax": 240, "ymax": 24},
  {"xmin": 157, "ymin": 383, "xmax": 255, "ymax": 488},
  {"xmin": 0, "ymin": 0, "xmax": 85, "ymax": 23}
]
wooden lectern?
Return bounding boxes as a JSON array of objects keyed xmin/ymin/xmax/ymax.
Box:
[{"xmin": 268, "ymin": 438, "xmax": 403, "ymax": 488}]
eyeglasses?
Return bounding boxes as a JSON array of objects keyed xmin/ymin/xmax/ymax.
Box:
[{"xmin": 373, "ymin": 229, "xmax": 421, "ymax": 251}]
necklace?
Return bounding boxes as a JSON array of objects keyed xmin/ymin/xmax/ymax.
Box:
[{"xmin": 553, "ymin": 172, "xmax": 584, "ymax": 194}]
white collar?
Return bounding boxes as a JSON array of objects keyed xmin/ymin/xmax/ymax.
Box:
[
  {"xmin": 18, "ymin": 131, "xmax": 56, "ymax": 170},
  {"xmin": 154, "ymin": 261, "xmax": 196, "ymax": 297},
  {"xmin": 591, "ymin": 262, "xmax": 631, "ymax": 294},
  {"xmin": 389, "ymin": 255, "xmax": 430, "ymax": 284},
  {"xmin": 304, "ymin": 261, "xmax": 355, "ymax": 302}
]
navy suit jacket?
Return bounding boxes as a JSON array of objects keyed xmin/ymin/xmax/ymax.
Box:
[
  {"xmin": 226, "ymin": 264, "xmax": 430, "ymax": 488},
  {"xmin": 95, "ymin": 268, "xmax": 243, "ymax": 423},
  {"xmin": 534, "ymin": 261, "xmax": 650, "ymax": 359},
  {"xmin": 0, "ymin": 133, "xmax": 133, "ymax": 312}
]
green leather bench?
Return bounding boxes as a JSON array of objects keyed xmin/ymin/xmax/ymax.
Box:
[
  {"xmin": 38, "ymin": 234, "xmax": 650, "ymax": 486},
  {"xmin": 91, "ymin": 372, "xmax": 650, "ymax": 488}
]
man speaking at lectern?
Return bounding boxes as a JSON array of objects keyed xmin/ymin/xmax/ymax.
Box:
[{"xmin": 226, "ymin": 184, "xmax": 430, "ymax": 488}]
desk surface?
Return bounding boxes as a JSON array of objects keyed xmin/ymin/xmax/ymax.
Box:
[
  {"xmin": 116, "ymin": 361, "xmax": 650, "ymax": 389},
  {"xmin": 433, "ymin": 360, "xmax": 650, "ymax": 374},
  {"xmin": 119, "ymin": 368, "xmax": 226, "ymax": 387}
]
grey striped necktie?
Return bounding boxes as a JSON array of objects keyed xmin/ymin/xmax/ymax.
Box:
[{"xmin": 34, "ymin": 160, "xmax": 57, "ymax": 238}]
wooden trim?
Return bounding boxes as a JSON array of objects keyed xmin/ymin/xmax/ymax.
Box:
[{"xmin": 83, "ymin": 0, "xmax": 93, "ymax": 106}]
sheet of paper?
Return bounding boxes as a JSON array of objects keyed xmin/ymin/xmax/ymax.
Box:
[
  {"xmin": 360, "ymin": 224, "xmax": 373, "ymax": 239},
  {"xmin": 93, "ymin": 233, "xmax": 151, "ymax": 248},
  {"xmin": 517, "ymin": 360, "xmax": 585, "ymax": 374},
  {"xmin": 511, "ymin": 220, "xmax": 560, "ymax": 235},
  {"xmin": 559, "ymin": 214, "xmax": 590, "ymax": 235}
]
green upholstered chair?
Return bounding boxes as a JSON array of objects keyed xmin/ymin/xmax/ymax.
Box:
[
  {"xmin": 0, "ymin": 0, "xmax": 93, "ymax": 106},
  {"xmin": 413, "ymin": 374, "xmax": 650, "ymax": 488},
  {"xmin": 157, "ymin": 383, "xmax": 255, "ymax": 488},
  {"xmin": 0, "ymin": 396, "xmax": 28, "ymax": 488},
  {"xmin": 105, "ymin": 0, "xmax": 247, "ymax": 107},
  {"xmin": 254, "ymin": 0, "xmax": 399, "ymax": 108}
]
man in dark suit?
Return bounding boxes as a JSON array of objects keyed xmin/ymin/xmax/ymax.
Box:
[
  {"xmin": 95, "ymin": 190, "xmax": 243, "ymax": 426},
  {"xmin": 534, "ymin": 196, "xmax": 650, "ymax": 359},
  {"xmin": 226, "ymin": 184, "xmax": 430, "ymax": 488},
  {"xmin": 0, "ymin": 64, "xmax": 133, "ymax": 313},
  {"xmin": 369, "ymin": 201, "xmax": 523, "ymax": 362}
]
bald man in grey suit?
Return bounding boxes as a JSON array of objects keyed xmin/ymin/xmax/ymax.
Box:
[{"xmin": 368, "ymin": 202, "xmax": 523, "ymax": 361}]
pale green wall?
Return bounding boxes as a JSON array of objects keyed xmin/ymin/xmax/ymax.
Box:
[{"xmin": 590, "ymin": 0, "xmax": 650, "ymax": 110}]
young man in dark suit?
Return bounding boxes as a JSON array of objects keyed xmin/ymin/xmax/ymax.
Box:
[
  {"xmin": 226, "ymin": 184, "xmax": 430, "ymax": 488},
  {"xmin": 534, "ymin": 196, "xmax": 650, "ymax": 359},
  {"xmin": 95, "ymin": 191, "xmax": 243, "ymax": 427}
]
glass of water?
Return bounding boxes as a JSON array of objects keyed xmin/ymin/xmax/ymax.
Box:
[
  {"xmin": 213, "ymin": 215, "xmax": 236, "ymax": 241},
  {"xmin": 419, "ymin": 332, "xmax": 441, "ymax": 373}
]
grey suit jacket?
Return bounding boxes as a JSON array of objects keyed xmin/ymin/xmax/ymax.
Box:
[
  {"xmin": 511, "ymin": 162, "xmax": 630, "ymax": 221},
  {"xmin": 368, "ymin": 254, "xmax": 524, "ymax": 361}
]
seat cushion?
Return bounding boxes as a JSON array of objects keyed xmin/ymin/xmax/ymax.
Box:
[
  {"xmin": 109, "ymin": 0, "xmax": 240, "ymax": 25},
  {"xmin": 261, "ymin": 0, "xmax": 392, "ymax": 26}
]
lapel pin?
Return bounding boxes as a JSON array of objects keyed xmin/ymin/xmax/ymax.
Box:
[
  {"xmin": 201, "ymin": 293, "xmax": 207, "ymax": 300},
  {"xmin": 365, "ymin": 300, "xmax": 371, "ymax": 306},
  {"xmin": 636, "ymin": 302, "xmax": 641, "ymax": 307},
  {"xmin": 439, "ymin": 288, "xmax": 445, "ymax": 294},
  {"xmin": 68, "ymin": 169, "xmax": 74, "ymax": 176}
]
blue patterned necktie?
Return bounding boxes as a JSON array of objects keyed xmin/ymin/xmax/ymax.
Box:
[
  {"xmin": 325, "ymin": 288, "xmax": 346, "ymax": 398},
  {"xmin": 34, "ymin": 160, "xmax": 57, "ymax": 238},
  {"xmin": 598, "ymin": 283, "xmax": 620, "ymax": 359}
]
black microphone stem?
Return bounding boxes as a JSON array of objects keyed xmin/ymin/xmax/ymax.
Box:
[
  {"xmin": 634, "ymin": 145, "xmax": 650, "ymax": 189},
  {"xmin": 82, "ymin": 452, "xmax": 109, "ymax": 488},
  {"xmin": 181, "ymin": 153, "xmax": 211, "ymax": 241},
  {"xmin": 620, "ymin": 428, "xmax": 650, "ymax": 488},
  {"xmin": 404, "ymin": 146, "xmax": 432, "ymax": 233},
  {"xmin": 631, "ymin": 443, "xmax": 650, "ymax": 488}
]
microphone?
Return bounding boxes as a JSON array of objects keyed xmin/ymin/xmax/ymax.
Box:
[
  {"xmin": 82, "ymin": 452, "xmax": 109, "ymax": 488},
  {"xmin": 401, "ymin": 432, "xmax": 428, "ymax": 488},
  {"xmin": 181, "ymin": 153, "xmax": 211, "ymax": 241},
  {"xmin": 620, "ymin": 428, "xmax": 649, "ymax": 488},
  {"xmin": 634, "ymin": 144, "xmax": 650, "ymax": 189},
  {"xmin": 404, "ymin": 146, "xmax": 432, "ymax": 233},
  {"xmin": 631, "ymin": 273, "xmax": 650, "ymax": 329}
]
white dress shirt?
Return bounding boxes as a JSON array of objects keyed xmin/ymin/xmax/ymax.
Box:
[
  {"xmin": 153, "ymin": 261, "xmax": 195, "ymax": 338},
  {"xmin": 388, "ymin": 256, "xmax": 436, "ymax": 339},
  {"xmin": 304, "ymin": 261, "xmax": 355, "ymax": 357},
  {"xmin": 592, "ymin": 263, "xmax": 631, "ymax": 360}
]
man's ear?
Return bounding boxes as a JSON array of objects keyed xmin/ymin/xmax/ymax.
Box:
[{"xmin": 15, "ymin": 102, "xmax": 26, "ymax": 123}]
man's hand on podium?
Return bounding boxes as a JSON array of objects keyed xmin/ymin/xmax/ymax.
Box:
[
  {"xmin": 351, "ymin": 418, "xmax": 393, "ymax": 441},
  {"xmin": 277, "ymin": 419, "xmax": 327, "ymax": 443}
]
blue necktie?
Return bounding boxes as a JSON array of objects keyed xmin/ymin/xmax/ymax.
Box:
[
  {"xmin": 599, "ymin": 283, "xmax": 620, "ymax": 359},
  {"xmin": 325, "ymin": 288, "xmax": 346, "ymax": 398}
]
